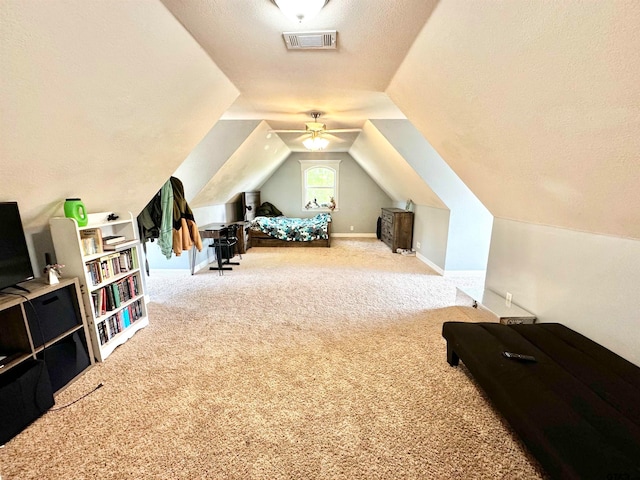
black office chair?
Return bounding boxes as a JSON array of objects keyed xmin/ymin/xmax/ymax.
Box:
[{"xmin": 209, "ymin": 224, "xmax": 240, "ymax": 275}]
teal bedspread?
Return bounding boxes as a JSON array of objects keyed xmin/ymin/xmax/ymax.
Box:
[{"xmin": 251, "ymin": 213, "xmax": 331, "ymax": 242}]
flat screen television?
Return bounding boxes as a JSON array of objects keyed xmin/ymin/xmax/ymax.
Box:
[{"xmin": 0, "ymin": 202, "xmax": 35, "ymax": 292}]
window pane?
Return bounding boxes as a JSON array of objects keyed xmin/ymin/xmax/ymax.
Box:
[
  {"xmin": 306, "ymin": 188, "xmax": 334, "ymax": 205},
  {"xmin": 306, "ymin": 167, "xmax": 334, "ymax": 187},
  {"xmin": 300, "ymin": 160, "xmax": 340, "ymax": 211}
]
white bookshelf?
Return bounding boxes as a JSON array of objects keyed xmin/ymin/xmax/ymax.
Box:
[{"xmin": 49, "ymin": 212, "xmax": 149, "ymax": 362}]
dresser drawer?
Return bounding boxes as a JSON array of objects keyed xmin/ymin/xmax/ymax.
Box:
[
  {"xmin": 381, "ymin": 232, "xmax": 392, "ymax": 247},
  {"xmin": 381, "ymin": 210, "xmax": 394, "ymax": 225}
]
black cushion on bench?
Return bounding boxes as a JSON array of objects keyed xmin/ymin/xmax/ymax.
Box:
[{"xmin": 442, "ymin": 322, "xmax": 640, "ymax": 480}]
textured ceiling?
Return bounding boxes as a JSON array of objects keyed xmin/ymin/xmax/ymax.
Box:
[{"xmin": 160, "ymin": 0, "xmax": 439, "ymax": 150}]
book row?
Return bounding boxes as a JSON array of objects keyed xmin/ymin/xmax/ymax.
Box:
[
  {"xmin": 96, "ymin": 299, "xmax": 144, "ymax": 346},
  {"xmin": 86, "ymin": 248, "xmax": 138, "ymax": 286},
  {"xmin": 90, "ymin": 274, "xmax": 141, "ymax": 317}
]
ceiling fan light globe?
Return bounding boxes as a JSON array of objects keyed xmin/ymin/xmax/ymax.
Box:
[
  {"xmin": 303, "ymin": 136, "xmax": 329, "ymax": 151},
  {"xmin": 273, "ymin": 0, "xmax": 328, "ymax": 23}
]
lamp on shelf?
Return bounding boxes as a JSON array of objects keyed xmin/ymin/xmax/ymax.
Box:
[
  {"xmin": 303, "ymin": 132, "xmax": 329, "ymax": 151},
  {"xmin": 272, "ymin": 0, "xmax": 329, "ymax": 23}
]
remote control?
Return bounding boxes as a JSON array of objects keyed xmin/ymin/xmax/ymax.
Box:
[{"xmin": 502, "ymin": 351, "xmax": 537, "ymax": 362}]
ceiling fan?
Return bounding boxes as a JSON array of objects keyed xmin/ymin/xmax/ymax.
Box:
[{"xmin": 269, "ymin": 112, "xmax": 362, "ymax": 150}]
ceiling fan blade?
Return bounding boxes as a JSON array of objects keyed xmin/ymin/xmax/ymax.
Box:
[
  {"xmin": 322, "ymin": 132, "xmax": 361, "ymax": 143},
  {"xmin": 324, "ymin": 128, "xmax": 363, "ymax": 133},
  {"xmin": 268, "ymin": 111, "xmax": 363, "ymax": 144}
]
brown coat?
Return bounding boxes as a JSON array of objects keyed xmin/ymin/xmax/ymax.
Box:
[{"xmin": 172, "ymin": 217, "xmax": 203, "ymax": 257}]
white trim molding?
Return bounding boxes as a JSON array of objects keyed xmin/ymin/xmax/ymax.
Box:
[
  {"xmin": 332, "ymin": 233, "xmax": 377, "ymax": 238},
  {"xmin": 416, "ymin": 251, "xmax": 444, "ymax": 275}
]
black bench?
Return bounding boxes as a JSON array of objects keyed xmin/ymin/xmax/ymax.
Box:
[{"xmin": 442, "ymin": 322, "xmax": 640, "ymax": 480}]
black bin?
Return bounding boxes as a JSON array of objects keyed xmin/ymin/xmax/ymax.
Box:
[
  {"xmin": 37, "ymin": 331, "xmax": 90, "ymax": 393},
  {"xmin": 0, "ymin": 359, "xmax": 54, "ymax": 444},
  {"xmin": 25, "ymin": 286, "xmax": 81, "ymax": 347}
]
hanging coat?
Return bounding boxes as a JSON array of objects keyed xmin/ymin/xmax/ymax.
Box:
[{"xmin": 170, "ymin": 176, "xmax": 203, "ymax": 256}]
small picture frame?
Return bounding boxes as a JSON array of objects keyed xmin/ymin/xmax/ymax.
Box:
[{"xmin": 405, "ymin": 199, "xmax": 414, "ymax": 212}]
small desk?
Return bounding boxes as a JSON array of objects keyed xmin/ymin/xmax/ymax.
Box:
[{"xmin": 194, "ymin": 223, "xmax": 244, "ymax": 275}]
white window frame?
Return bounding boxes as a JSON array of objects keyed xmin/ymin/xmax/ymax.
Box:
[{"xmin": 299, "ymin": 160, "xmax": 341, "ymax": 212}]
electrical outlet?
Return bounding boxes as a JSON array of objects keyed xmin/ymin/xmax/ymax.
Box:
[
  {"xmin": 350, "ymin": 225, "xmax": 354, "ymax": 231},
  {"xmin": 416, "ymin": 242, "xmax": 421, "ymax": 249},
  {"xmin": 505, "ymin": 292, "xmax": 513, "ymax": 307}
]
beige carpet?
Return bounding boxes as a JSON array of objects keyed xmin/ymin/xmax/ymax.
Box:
[{"xmin": 0, "ymin": 239, "xmax": 546, "ymax": 479}]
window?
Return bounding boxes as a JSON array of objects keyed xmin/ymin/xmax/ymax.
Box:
[{"xmin": 299, "ymin": 160, "xmax": 340, "ymax": 211}]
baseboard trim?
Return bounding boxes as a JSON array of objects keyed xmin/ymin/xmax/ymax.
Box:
[
  {"xmin": 149, "ymin": 267, "xmax": 193, "ymax": 273},
  {"xmin": 332, "ymin": 233, "xmax": 377, "ymax": 238},
  {"xmin": 416, "ymin": 252, "xmax": 445, "ymax": 275},
  {"xmin": 444, "ymin": 270, "xmax": 486, "ymax": 278}
]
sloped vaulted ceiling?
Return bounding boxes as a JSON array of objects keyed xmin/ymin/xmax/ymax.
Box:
[
  {"xmin": 350, "ymin": 121, "xmax": 446, "ymax": 209},
  {"xmin": 189, "ymin": 121, "xmax": 290, "ymax": 208},
  {"xmin": 0, "ymin": 0, "xmax": 238, "ymax": 230},
  {"xmin": 387, "ymin": 0, "xmax": 640, "ymax": 240}
]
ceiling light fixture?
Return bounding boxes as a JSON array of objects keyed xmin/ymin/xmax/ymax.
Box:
[
  {"xmin": 303, "ymin": 132, "xmax": 329, "ymax": 151},
  {"xmin": 272, "ymin": 0, "xmax": 329, "ymax": 24}
]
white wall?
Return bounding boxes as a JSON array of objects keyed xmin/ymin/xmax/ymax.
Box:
[
  {"xmin": 1, "ymin": 0, "xmax": 238, "ymax": 231},
  {"xmin": 371, "ymin": 120, "xmax": 492, "ymax": 272},
  {"xmin": 413, "ymin": 205, "xmax": 450, "ymax": 272},
  {"xmin": 387, "ymin": 0, "xmax": 640, "ymax": 240},
  {"xmin": 260, "ymin": 152, "xmax": 391, "ymax": 234},
  {"xmin": 486, "ymin": 218, "xmax": 640, "ymax": 366}
]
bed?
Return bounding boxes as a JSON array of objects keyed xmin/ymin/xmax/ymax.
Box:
[{"xmin": 249, "ymin": 213, "xmax": 331, "ymax": 247}]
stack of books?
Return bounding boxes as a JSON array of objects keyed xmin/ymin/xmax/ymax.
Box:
[{"xmin": 102, "ymin": 235, "xmax": 126, "ymax": 251}]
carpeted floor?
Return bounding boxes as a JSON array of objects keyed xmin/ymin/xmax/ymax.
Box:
[{"xmin": 0, "ymin": 239, "xmax": 546, "ymax": 479}]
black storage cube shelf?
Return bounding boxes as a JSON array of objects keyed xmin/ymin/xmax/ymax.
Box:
[
  {"xmin": 37, "ymin": 331, "xmax": 90, "ymax": 393},
  {"xmin": 0, "ymin": 359, "xmax": 54, "ymax": 445},
  {"xmin": 25, "ymin": 285, "xmax": 81, "ymax": 347}
]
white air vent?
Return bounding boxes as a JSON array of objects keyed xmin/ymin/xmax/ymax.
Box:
[{"xmin": 282, "ymin": 30, "xmax": 336, "ymax": 50}]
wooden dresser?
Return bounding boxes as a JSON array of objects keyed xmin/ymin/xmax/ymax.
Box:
[{"xmin": 380, "ymin": 207, "xmax": 414, "ymax": 252}]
